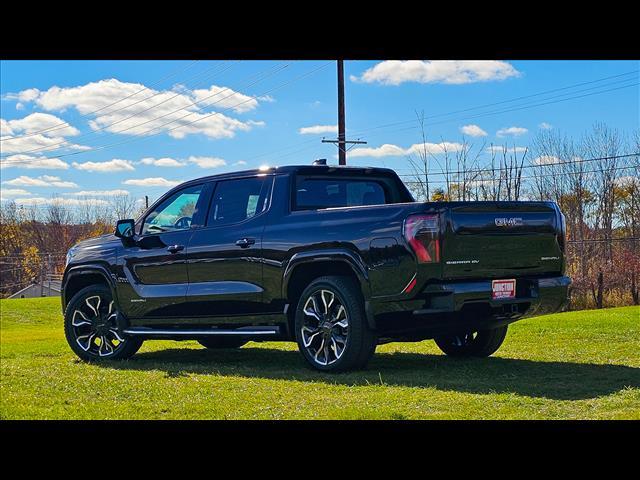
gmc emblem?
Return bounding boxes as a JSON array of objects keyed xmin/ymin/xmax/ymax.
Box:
[{"xmin": 495, "ymin": 217, "xmax": 524, "ymax": 227}]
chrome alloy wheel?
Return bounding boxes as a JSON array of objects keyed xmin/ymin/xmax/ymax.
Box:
[
  {"xmin": 300, "ymin": 289, "xmax": 349, "ymax": 366},
  {"xmin": 71, "ymin": 295, "xmax": 125, "ymax": 357}
]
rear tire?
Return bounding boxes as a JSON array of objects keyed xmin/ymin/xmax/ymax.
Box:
[
  {"xmin": 64, "ymin": 285, "xmax": 143, "ymax": 362},
  {"xmin": 198, "ymin": 338, "xmax": 247, "ymax": 349},
  {"xmin": 295, "ymin": 275, "xmax": 376, "ymax": 372},
  {"xmin": 434, "ymin": 325, "xmax": 508, "ymax": 357}
]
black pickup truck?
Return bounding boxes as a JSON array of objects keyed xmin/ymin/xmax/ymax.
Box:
[{"xmin": 62, "ymin": 162, "xmax": 570, "ymax": 371}]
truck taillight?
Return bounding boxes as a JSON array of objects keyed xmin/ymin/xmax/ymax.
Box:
[
  {"xmin": 558, "ymin": 211, "xmax": 566, "ymax": 252},
  {"xmin": 403, "ymin": 214, "xmax": 440, "ymax": 263}
]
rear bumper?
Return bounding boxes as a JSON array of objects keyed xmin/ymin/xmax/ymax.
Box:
[
  {"xmin": 369, "ymin": 275, "xmax": 571, "ymax": 338},
  {"xmin": 415, "ymin": 275, "xmax": 571, "ymax": 317}
]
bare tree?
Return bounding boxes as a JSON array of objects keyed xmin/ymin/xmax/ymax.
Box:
[
  {"xmin": 109, "ymin": 195, "xmax": 140, "ymax": 222},
  {"xmin": 406, "ymin": 111, "xmax": 433, "ymax": 201},
  {"xmin": 582, "ymin": 122, "xmax": 622, "ymax": 262}
]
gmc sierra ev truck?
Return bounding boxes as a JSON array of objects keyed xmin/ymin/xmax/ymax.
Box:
[{"xmin": 62, "ymin": 163, "xmax": 570, "ymax": 371}]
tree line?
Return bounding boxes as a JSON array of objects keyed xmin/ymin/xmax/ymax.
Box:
[
  {"xmin": 1, "ymin": 122, "xmax": 638, "ymax": 309},
  {"xmin": 405, "ymin": 122, "xmax": 639, "ymax": 309}
]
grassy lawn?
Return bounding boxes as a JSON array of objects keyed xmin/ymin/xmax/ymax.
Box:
[{"xmin": 1, "ymin": 297, "xmax": 638, "ymax": 419}]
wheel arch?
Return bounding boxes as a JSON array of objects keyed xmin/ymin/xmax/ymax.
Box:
[
  {"xmin": 61, "ymin": 265, "xmax": 117, "ymax": 313},
  {"xmin": 282, "ymin": 249, "xmax": 374, "ymax": 334}
]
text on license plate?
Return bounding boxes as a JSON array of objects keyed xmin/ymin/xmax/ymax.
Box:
[{"xmin": 492, "ymin": 279, "xmax": 516, "ymax": 299}]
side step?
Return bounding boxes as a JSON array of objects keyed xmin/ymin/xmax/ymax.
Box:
[{"xmin": 123, "ymin": 325, "xmax": 281, "ymax": 339}]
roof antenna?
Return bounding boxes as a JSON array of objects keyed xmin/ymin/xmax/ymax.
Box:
[{"xmin": 312, "ymin": 158, "xmax": 327, "ymax": 166}]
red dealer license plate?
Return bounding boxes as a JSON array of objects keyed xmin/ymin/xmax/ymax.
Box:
[{"xmin": 492, "ymin": 279, "xmax": 516, "ymax": 300}]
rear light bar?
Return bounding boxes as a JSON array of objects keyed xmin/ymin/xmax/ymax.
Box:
[
  {"xmin": 403, "ymin": 214, "xmax": 440, "ymax": 263},
  {"xmin": 557, "ymin": 211, "xmax": 566, "ymax": 252}
]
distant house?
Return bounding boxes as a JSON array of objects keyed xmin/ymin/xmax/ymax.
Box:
[{"xmin": 8, "ymin": 279, "xmax": 62, "ymax": 299}]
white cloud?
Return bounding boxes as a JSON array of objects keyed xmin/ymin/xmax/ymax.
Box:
[
  {"xmin": 0, "ymin": 113, "xmax": 87, "ymax": 155},
  {"xmin": 467, "ymin": 178, "xmax": 500, "ymax": 188},
  {"xmin": 1, "ymin": 112, "xmax": 79, "ymax": 137},
  {"xmin": 139, "ymin": 157, "xmax": 186, "ymax": 167},
  {"xmin": 487, "ymin": 145, "xmax": 528, "ymax": 154},
  {"xmin": 3, "ymin": 175, "xmax": 78, "ymax": 188},
  {"xmin": 191, "ymin": 85, "xmax": 259, "ymax": 113},
  {"xmin": 0, "ymin": 119, "xmax": 14, "ymax": 136},
  {"xmin": 0, "ymin": 154, "xmax": 69, "ymax": 170},
  {"xmin": 72, "ymin": 159, "xmax": 135, "ymax": 172},
  {"xmin": 64, "ymin": 189, "xmax": 130, "ymax": 197},
  {"xmin": 299, "ymin": 124, "xmax": 338, "ymax": 135},
  {"xmin": 11, "ymin": 196, "xmax": 109, "ymax": 207},
  {"xmin": 15, "ymin": 88, "xmax": 40, "ymax": 103},
  {"xmin": 615, "ymin": 175, "xmax": 639, "ymax": 187},
  {"xmin": 123, "ymin": 177, "xmax": 181, "ymax": 187},
  {"xmin": 539, "ymin": 122, "xmax": 553, "ymax": 130},
  {"xmin": 233, "ymin": 160, "xmax": 248, "ymax": 166},
  {"xmin": 187, "ymin": 156, "xmax": 227, "ymax": 169},
  {"xmin": 533, "ymin": 155, "xmax": 562, "ymax": 165},
  {"xmin": 460, "ymin": 124, "xmax": 488, "ymax": 137},
  {"xmin": 14, "ymin": 78, "xmax": 263, "ymax": 141},
  {"xmin": 351, "ymin": 60, "xmax": 521, "ymax": 85},
  {"xmin": 0, "ymin": 133, "xmax": 88, "ymax": 154},
  {"xmin": 0, "ymin": 188, "xmax": 31, "ymax": 198},
  {"xmin": 349, "ymin": 144, "xmax": 407, "ymax": 158},
  {"xmin": 137, "ymin": 156, "xmax": 228, "ymax": 169},
  {"xmin": 496, "ymin": 126, "xmax": 528, "ymax": 137},
  {"xmin": 350, "ymin": 141, "xmax": 464, "ymax": 158}
]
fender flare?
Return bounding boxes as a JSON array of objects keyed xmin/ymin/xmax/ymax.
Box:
[
  {"xmin": 61, "ymin": 264, "xmax": 118, "ymax": 312},
  {"xmin": 282, "ymin": 249, "xmax": 375, "ymax": 328}
]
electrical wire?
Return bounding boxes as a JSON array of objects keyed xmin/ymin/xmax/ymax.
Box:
[
  {"xmin": 1, "ymin": 60, "xmax": 201, "ymax": 141},
  {"xmin": 3, "ymin": 60, "xmax": 279, "ymax": 157},
  {"xmin": 1, "ymin": 62, "xmax": 331, "ymax": 165}
]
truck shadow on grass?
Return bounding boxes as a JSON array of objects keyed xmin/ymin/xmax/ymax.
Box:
[{"xmin": 98, "ymin": 346, "xmax": 640, "ymax": 401}]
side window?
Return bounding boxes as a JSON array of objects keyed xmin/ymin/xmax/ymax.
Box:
[
  {"xmin": 295, "ymin": 178, "xmax": 388, "ymax": 210},
  {"xmin": 207, "ymin": 177, "xmax": 269, "ymax": 227},
  {"xmin": 141, "ymin": 185, "xmax": 203, "ymax": 235}
]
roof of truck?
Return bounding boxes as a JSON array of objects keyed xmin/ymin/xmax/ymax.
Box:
[{"xmin": 179, "ymin": 164, "xmax": 399, "ymax": 186}]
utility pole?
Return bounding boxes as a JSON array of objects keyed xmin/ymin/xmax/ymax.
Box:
[
  {"xmin": 337, "ymin": 60, "xmax": 346, "ymax": 166},
  {"xmin": 322, "ymin": 60, "xmax": 366, "ymax": 164}
]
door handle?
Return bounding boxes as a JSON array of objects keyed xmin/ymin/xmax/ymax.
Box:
[
  {"xmin": 167, "ymin": 244, "xmax": 185, "ymax": 254},
  {"xmin": 235, "ymin": 238, "xmax": 256, "ymax": 248}
]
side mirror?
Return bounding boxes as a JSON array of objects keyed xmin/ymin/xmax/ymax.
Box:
[{"xmin": 115, "ymin": 219, "xmax": 136, "ymax": 239}]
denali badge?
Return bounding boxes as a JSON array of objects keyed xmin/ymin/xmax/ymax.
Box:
[{"xmin": 495, "ymin": 217, "xmax": 524, "ymax": 227}]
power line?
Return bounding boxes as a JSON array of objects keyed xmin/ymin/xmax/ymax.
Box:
[
  {"xmin": 345, "ymin": 70, "xmax": 639, "ymax": 138},
  {"xmin": 241, "ymin": 70, "xmax": 640, "ymax": 166},
  {"xmin": 344, "ymin": 82, "xmax": 640, "ymax": 149},
  {"xmin": 401, "ymin": 163, "xmax": 639, "ymax": 185},
  {"xmin": 245, "ymin": 77, "xmax": 639, "ymax": 168},
  {"xmin": 3, "ymin": 61, "xmax": 282, "ymax": 158},
  {"xmin": 567, "ymin": 238, "xmax": 640, "ymax": 243},
  {"xmin": 395, "ymin": 153, "xmax": 640, "ymax": 179},
  {"xmin": 1, "ymin": 60, "xmax": 202, "ymax": 141},
  {"xmin": 1, "ymin": 62, "xmax": 332, "ymax": 165}
]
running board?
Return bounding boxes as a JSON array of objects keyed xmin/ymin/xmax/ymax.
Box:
[{"xmin": 123, "ymin": 326, "xmax": 281, "ymax": 338}]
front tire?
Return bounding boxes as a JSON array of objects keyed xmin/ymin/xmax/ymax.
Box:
[
  {"xmin": 295, "ymin": 276, "xmax": 376, "ymax": 372},
  {"xmin": 434, "ymin": 325, "xmax": 508, "ymax": 357},
  {"xmin": 64, "ymin": 285, "xmax": 143, "ymax": 362}
]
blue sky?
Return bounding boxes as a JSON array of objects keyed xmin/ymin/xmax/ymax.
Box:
[{"xmin": 1, "ymin": 60, "xmax": 638, "ymax": 206}]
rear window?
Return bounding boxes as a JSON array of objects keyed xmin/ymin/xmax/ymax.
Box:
[
  {"xmin": 207, "ymin": 177, "xmax": 269, "ymax": 226},
  {"xmin": 294, "ymin": 177, "xmax": 389, "ymax": 210}
]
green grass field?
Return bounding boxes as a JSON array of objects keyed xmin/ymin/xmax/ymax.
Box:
[{"xmin": 1, "ymin": 297, "xmax": 638, "ymax": 419}]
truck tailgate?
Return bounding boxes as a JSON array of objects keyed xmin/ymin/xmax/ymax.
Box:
[{"xmin": 441, "ymin": 202, "xmax": 563, "ymax": 280}]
